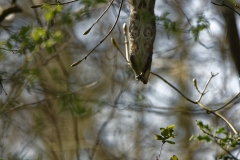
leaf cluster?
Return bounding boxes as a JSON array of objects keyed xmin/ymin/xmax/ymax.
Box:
[
  {"xmin": 155, "ymin": 124, "xmax": 175, "ymax": 145},
  {"xmin": 156, "ymin": 12, "xmax": 178, "ymax": 34},
  {"xmin": 190, "ymin": 121, "xmax": 240, "ymax": 159},
  {"xmin": 190, "ymin": 14, "xmax": 209, "ymax": 41}
]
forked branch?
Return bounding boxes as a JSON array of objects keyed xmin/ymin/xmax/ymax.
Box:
[
  {"xmin": 211, "ymin": 1, "xmax": 240, "ymax": 16},
  {"xmin": 151, "ymin": 72, "xmax": 239, "ymax": 134},
  {"xmin": 71, "ymin": 0, "xmax": 124, "ymax": 67},
  {"xmin": 31, "ymin": 0, "xmax": 78, "ymax": 8}
]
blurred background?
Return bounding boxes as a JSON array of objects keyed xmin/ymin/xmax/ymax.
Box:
[{"xmin": 0, "ymin": 0, "xmax": 240, "ymax": 159}]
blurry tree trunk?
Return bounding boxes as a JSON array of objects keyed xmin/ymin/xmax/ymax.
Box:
[{"xmin": 221, "ymin": 1, "xmax": 240, "ymax": 76}]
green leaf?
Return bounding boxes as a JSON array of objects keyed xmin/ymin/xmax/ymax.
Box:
[
  {"xmin": 197, "ymin": 135, "xmax": 211, "ymax": 142},
  {"xmin": 155, "ymin": 135, "xmax": 164, "ymax": 140},
  {"xmin": 6, "ymin": 40, "xmax": 12, "ymax": 49},
  {"xmin": 216, "ymin": 127, "xmax": 225, "ymax": 134},
  {"xmin": 54, "ymin": 5, "xmax": 62, "ymax": 13},
  {"xmin": 196, "ymin": 121, "xmax": 204, "ymax": 129},
  {"xmin": 52, "ymin": 31, "xmax": 62, "ymax": 42},
  {"xmin": 31, "ymin": 28, "xmax": 46, "ymax": 42},
  {"xmin": 170, "ymin": 155, "xmax": 178, "ymax": 160},
  {"xmin": 167, "ymin": 125, "xmax": 175, "ymax": 130},
  {"xmin": 44, "ymin": 11, "xmax": 53, "ymax": 22},
  {"xmin": 161, "ymin": 128, "xmax": 170, "ymax": 137},
  {"xmin": 166, "ymin": 140, "xmax": 175, "ymax": 144},
  {"xmin": 19, "ymin": 26, "xmax": 31, "ymax": 36}
]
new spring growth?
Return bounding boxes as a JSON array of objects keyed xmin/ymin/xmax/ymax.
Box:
[{"xmin": 193, "ymin": 79, "xmax": 197, "ymax": 88}]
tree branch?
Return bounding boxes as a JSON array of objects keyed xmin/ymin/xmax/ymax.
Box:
[
  {"xmin": 31, "ymin": 0, "xmax": 78, "ymax": 8},
  {"xmin": 211, "ymin": 1, "xmax": 240, "ymax": 16},
  {"xmin": 0, "ymin": 4, "xmax": 22, "ymax": 23}
]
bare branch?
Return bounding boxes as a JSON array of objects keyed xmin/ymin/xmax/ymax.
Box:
[
  {"xmin": 0, "ymin": 4, "xmax": 22, "ymax": 23},
  {"xmin": 213, "ymin": 91, "xmax": 240, "ymax": 112},
  {"xmin": 211, "ymin": 1, "xmax": 240, "ymax": 16},
  {"xmin": 31, "ymin": 0, "xmax": 78, "ymax": 8},
  {"xmin": 151, "ymin": 72, "xmax": 197, "ymax": 104},
  {"xmin": 197, "ymin": 102, "xmax": 238, "ymax": 134},
  {"xmin": 151, "ymin": 72, "xmax": 238, "ymax": 134},
  {"xmin": 71, "ymin": 0, "xmax": 124, "ymax": 67},
  {"xmin": 196, "ymin": 72, "xmax": 218, "ymax": 102},
  {"xmin": 201, "ymin": 129, "xmax": 238, "ymax": 159},
  {"xmin": 83, "ymin": 0, "xmax": 115, "ymax": 35}
]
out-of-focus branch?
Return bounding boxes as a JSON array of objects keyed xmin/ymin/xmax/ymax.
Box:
[
  {"xmin": 0, "ymin": 3, "xmax": 22, "ymax": 23},
  {"xmin": 0, "ymin": 47, "xmax": 20, "ymax": 53},
  {"xmin": 31, "ymin": 0, "xmax": 78, "ymax": 8},
  {"xmin": 211, "ymin": 1, "xmax": 240, "ymax": 16},
  {"xmin": 213, "ymin": 91, "xmax": 240, "ymax": 112}
]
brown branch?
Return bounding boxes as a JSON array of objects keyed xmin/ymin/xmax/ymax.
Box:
[
  {"xmin": 150, "ymin": 72, "xmax": 197, "ymax": 104},
  {"xmin": 0, "ymin": 47, "xmax": 20, "ymax": 53},
  {"xmin": 0, "ymin": 81, "xmax": 7, "ymax": 95},
  {"xmin": 197, "ymin": 102, "xmax": 238, "ymax": 134},
  {"xmin": 71, "ymin": 0, "xmax": 124, "ymax": 67},
  {"xmin": 0, "ymin": 4, "xmax": 22, "ymax": 23},
  {"xmin": 82, "ymin": 0, "xmax": 115, "ymax": 35},
  {"xmin": 201, "ymin": 129, "xmax": 238, "ymax": 159},
  {"xmin": 211, "ymin": 1, "xmax": 240, "ymax": 16},
  {"xmin": 151, "ymin": 72, "xmax": 238, "ymax": 134},
  {"xmin": 196, "ymin": 72, "xmax": 218, "ymax": 102},
  {"xmin": 213, "ymin": 91, "xmax": 240, "ymax": 112},
  {"xmin": 31, "ymin": 0, "xmax": 78, "ymax": 8}
]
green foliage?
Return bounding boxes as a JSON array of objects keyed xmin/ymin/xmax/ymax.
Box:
[
  {"xmin": 31, "ymin": 27, "xmax": 47, "ymax": 42},
  {"xmin": 156, "ymin": 12, "xmax": 209, "ymax": 41},
  {"xmin": 58, "ymin": 94, "xmax": 89, "ymax": 116},
  {"xmin": 190, "ymin": 121, "xmax": 240, "ymax": 159},
  {"xmin": 170, "ymin": 155, "xmax": 178, "ymax": 160},
  {"xmin": 6, "ymin": 25, "xmax": 35, "ymax": 52},
  {"xmin": 155, "ymin": 124, "xmax": 175, "ymax": 144},
  {"xmin": 190, "ymin": 14, "xmax": 209, "ymax": 41},
  {"xmin": 42, "ymin": 5, "xmax": 62, "ymax": 22},
  {"xmin": 156, "ymin": 12, "xmax": 179, "ymax": 34},
  {"xmin": 81, "ymin": 0, "xmax": 107, "ymax": 7},
  {"xmin": 155, "ymin": 125, "xmax": 177, "ymax": 160}
]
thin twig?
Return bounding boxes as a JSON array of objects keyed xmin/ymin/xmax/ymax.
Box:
[
  {"xmin": 211, "ymin": 1, "xmax": 240, "ymax": 16},
  {"xmin": 213, "ymin": 91, "xmax": 240, "ymax": 112},
  {"xmin": 201, "ymin": 129, "xmax": 238, "ymax": 160},
  {"xmin": 71, "ymin": 0, "xmax": 124, "ymax": 67},
  {"xmin": 151, "ymin": 72, "xmax": 238, "ymax": 134},
  {"xmin": 196, "ymin": 72, "xmax": 218, "ymax": 102},
  {"xmin": 151, "ymin": 72, "xmax": 197, "ymax": 104},
  {"xmin": 0, "ymin": 81, "xmax": 7, "ymax": 95},
  {"xmin": 111, "ymin": 37, "xmax": 128, "ymax": 62},
  {"xmin": 83, "ymin": 0, "xmax": 115, "ymax": 35},
  {"xmin": 175, "ymin": 0, "xmax": 192, "ymax": 27},
  {"xmin": 158, "ymin": 143, "xmax": 164, "ymax": 160},
  {"xmin": 197, "ymin": 102, "xmax": 238, "ymax": 134},
  {"xmin": 0, "ymin": 47, "xmax": 20, "ymax": 53},
  {"xmin": 31, "ymin": 0, "xmax": 78, "ymax": 8}
]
